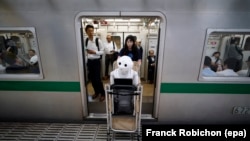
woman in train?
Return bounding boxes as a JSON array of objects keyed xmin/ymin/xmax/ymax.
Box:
[
  {"xmin": 118, "ymin": 35, "xmax": 142, "ymax": 65},
  {"xmin": 211, "ymin": 51, "xmax": 222, "ymax": 72}
]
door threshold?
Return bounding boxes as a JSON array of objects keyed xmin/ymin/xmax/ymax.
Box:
[{"xmin": 86, "ymin": 113, "xmax": 155, "ymax": 120}]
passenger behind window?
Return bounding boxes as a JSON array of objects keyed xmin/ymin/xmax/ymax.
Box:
[
  {"xmin": 4, "ymin": 49, "xmax": 28, "ymax": 74},
  {"xmin": 1, "ymin": 46, "xmax": 17, "ymax": 66},
  {"xmin": 224, "ymin": 38, "xmax": 243, "ymax": 72},
  {"xmin": 5, "ymin": 39, "xmax": 18, "ymax": 55},
  {"xmin": 211, "ymin": 51, "xmax": 222, "ymax": 72},
  {"xmin": 237, "ymin": 56, "xmax": 250, "ymax": 77},
  {"xmin": 202, "ymin": 56, "xmax": 217, "ymax": 77},
  {"xmin": 28, "ymin": 49, "xmax": 39, "ymax": 73},
  {"xmin": 216, "ymin": 58, "xmax": 239, "ymax": 77}
]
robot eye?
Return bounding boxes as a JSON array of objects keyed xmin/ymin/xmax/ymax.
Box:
[
  {"xmin": 124, "ymin": 64, "xmax": 127, "ymax": 67},
  {"xmin": 118, "ymin": 62, "xmax": 121, "ymax": 65}
]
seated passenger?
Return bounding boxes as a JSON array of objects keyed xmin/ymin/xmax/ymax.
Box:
[
  {"xmin": 211, "ymin": 51, "xmax": 222, "ymax": 72},
  {"xmin": 237, "ymin": 56, "xmax": 250, "ymax": 77},
  {"xmin": 216, "ymin": 58, "xmax": 239, "ymax": 77},
  {"xmin": 202, "ymin": 56, "xmax": 217, "ymax": 77},
  {"xmin": 28, "ymin": 49, "xmax": 39, "ymax": 73},
  {"xmin": 5, "ymin": 57, "xmax": 28, "ymax": 74},
  {"xmin": 110, "ymin": 56, "xmax": 139, "ymax": 86},
  {"xmin": 28, "ymin": 49, "xmax": 38, "ymax": 65}
]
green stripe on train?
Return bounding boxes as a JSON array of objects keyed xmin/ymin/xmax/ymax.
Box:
[
  {"xmin": 0, "ymin": 81, "xmax": 250, "ymax": 94},
  {"xmin": 0, "ymin": 81, "xmax": 80, "ymax": 92},
  {"xmin": 161, "ymin": 83, "xmax": 250, "ymax": 94}
]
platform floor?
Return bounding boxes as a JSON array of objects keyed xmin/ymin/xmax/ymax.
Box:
[{"xmin": 0, "ymin": 122, "xmax": 141, "ymax": 141}]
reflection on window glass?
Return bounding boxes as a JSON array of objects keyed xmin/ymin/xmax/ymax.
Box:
[
  {"xmin": 202, "ymin": 30, "xmax": 250, "ymax": 78},
  {"xmin": 0, "ymin": 28, "xmax": 42, "ymax": 78}
]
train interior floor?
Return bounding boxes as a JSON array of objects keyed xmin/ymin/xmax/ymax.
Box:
[{"xmin": 87, "ymin": 78, "xmax": 154, "ymax": 102}]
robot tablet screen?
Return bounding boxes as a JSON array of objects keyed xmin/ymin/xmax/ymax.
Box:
[{"xmin": 114, "ymin": 78, "xmax": 133, "ymax": 85}]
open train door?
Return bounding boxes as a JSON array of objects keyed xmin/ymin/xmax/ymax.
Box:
[{"xmin": 75, "ymin": 12, "xmax": 166, "ymax": 120}]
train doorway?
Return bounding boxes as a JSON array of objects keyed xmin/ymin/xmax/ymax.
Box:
[{"xmin": 75, "ymin": 12, "xmax": 166, "ymax": 119}]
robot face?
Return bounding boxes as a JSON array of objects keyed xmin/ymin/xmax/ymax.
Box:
[{"xmin": 117, "ymin": 56, "xmax": 133, "ymax": 72}]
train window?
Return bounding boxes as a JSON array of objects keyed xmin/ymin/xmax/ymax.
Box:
[
  {"xmin": 243, "ymin": 37, "xmax": 250, "ymax": 51},
  {"xmin": 111, "ymin": 36, "xmax": 121, "ymax": 50},
  {"xmin": 200, "ymin": 29, "xmax": 250, "ymax": 81},
  {"xmin": 0, "ymin": 27, "xmax": 43, "ymax": 79}
]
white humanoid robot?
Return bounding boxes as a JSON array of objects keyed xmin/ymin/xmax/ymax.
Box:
[{"xmin": 110, "ymin": 56, "xmax": 139, "ymax": 86}]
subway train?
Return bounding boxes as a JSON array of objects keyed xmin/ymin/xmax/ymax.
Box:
[{"xmin": 0, "ymin": 0, "xmax": 250, "ymax": 124}]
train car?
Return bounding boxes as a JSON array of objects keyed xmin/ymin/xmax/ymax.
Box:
[{"xmin": 0, "ymin": 0, "xmax": 250, "ymax": 124}]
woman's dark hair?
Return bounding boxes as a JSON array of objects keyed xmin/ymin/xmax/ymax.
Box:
[
  {"xmin": 212, "ymin": 51, "xmax": 220, "ymax": 56},
  {"xmin": 204, "ymin": 56, "xmax": 212, "ymax": 66},
  {"xmin": 125, "ymin": 35, "xmax": 135, "ymax": 43},
  {"xmin": 121, "ymin": 35, "xmax": 139, "ymax": 61}
]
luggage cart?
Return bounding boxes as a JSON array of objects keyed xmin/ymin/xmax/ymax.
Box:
[{"xmin": 105, "ymin": 83, "xmax": 143, "ymax": 141}]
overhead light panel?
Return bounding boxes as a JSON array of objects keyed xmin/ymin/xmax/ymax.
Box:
[
  {"xmin": 130, "ymin": 19, "xmax": 141, "ymax": 22},
  {"xmin": 85, "ymin": 18, "xmax": 93, "ymax": 22},
  {"xmin": 115, "ymin": 19, "xmax": 125, "ymax": 22}
]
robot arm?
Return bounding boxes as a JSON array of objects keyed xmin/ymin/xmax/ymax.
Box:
[
  {"xmin": 110, "ymin": 71, "xmax": 115, "ymax": 85},
  {"xmin": 132, "ymin": 71, "xmax": 139, "ymax": 86}
]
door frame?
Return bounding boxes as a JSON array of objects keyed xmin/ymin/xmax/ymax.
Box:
[{"xmin": 75, "ymin": 11, "xmax": 166, "ymax": 118}]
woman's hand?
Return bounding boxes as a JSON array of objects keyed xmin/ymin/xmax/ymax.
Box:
[{"xmin": 138, "ymin": 59, "xmax": 142, "ymax": 65}]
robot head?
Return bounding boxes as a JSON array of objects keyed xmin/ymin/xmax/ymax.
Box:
[{"xmin": 117, "ymin": 56, "xmax": 133, "ymax": 74}]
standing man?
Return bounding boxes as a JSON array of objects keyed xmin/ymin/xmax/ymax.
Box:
[
  {"xmin": 136, "ymin": 39, "xmax": 143, "ymax": 77},
  {"xmin": 137, "ymin": 39, "xmax": 143, "ymax": 61},
  {"xmin": 104, "ymin": 35, "xmax": 118, "ymax": 80},
  {"xmin": 147, "ymin": 50, "xmax": 157, "ymax": 83},
  {"xmin": 224, "ymin": 38, "xmax": 243, "ymax": 72},
  {"xmin": 85, "ymin": 25, "xmax": 105, "ymax": 102}
]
